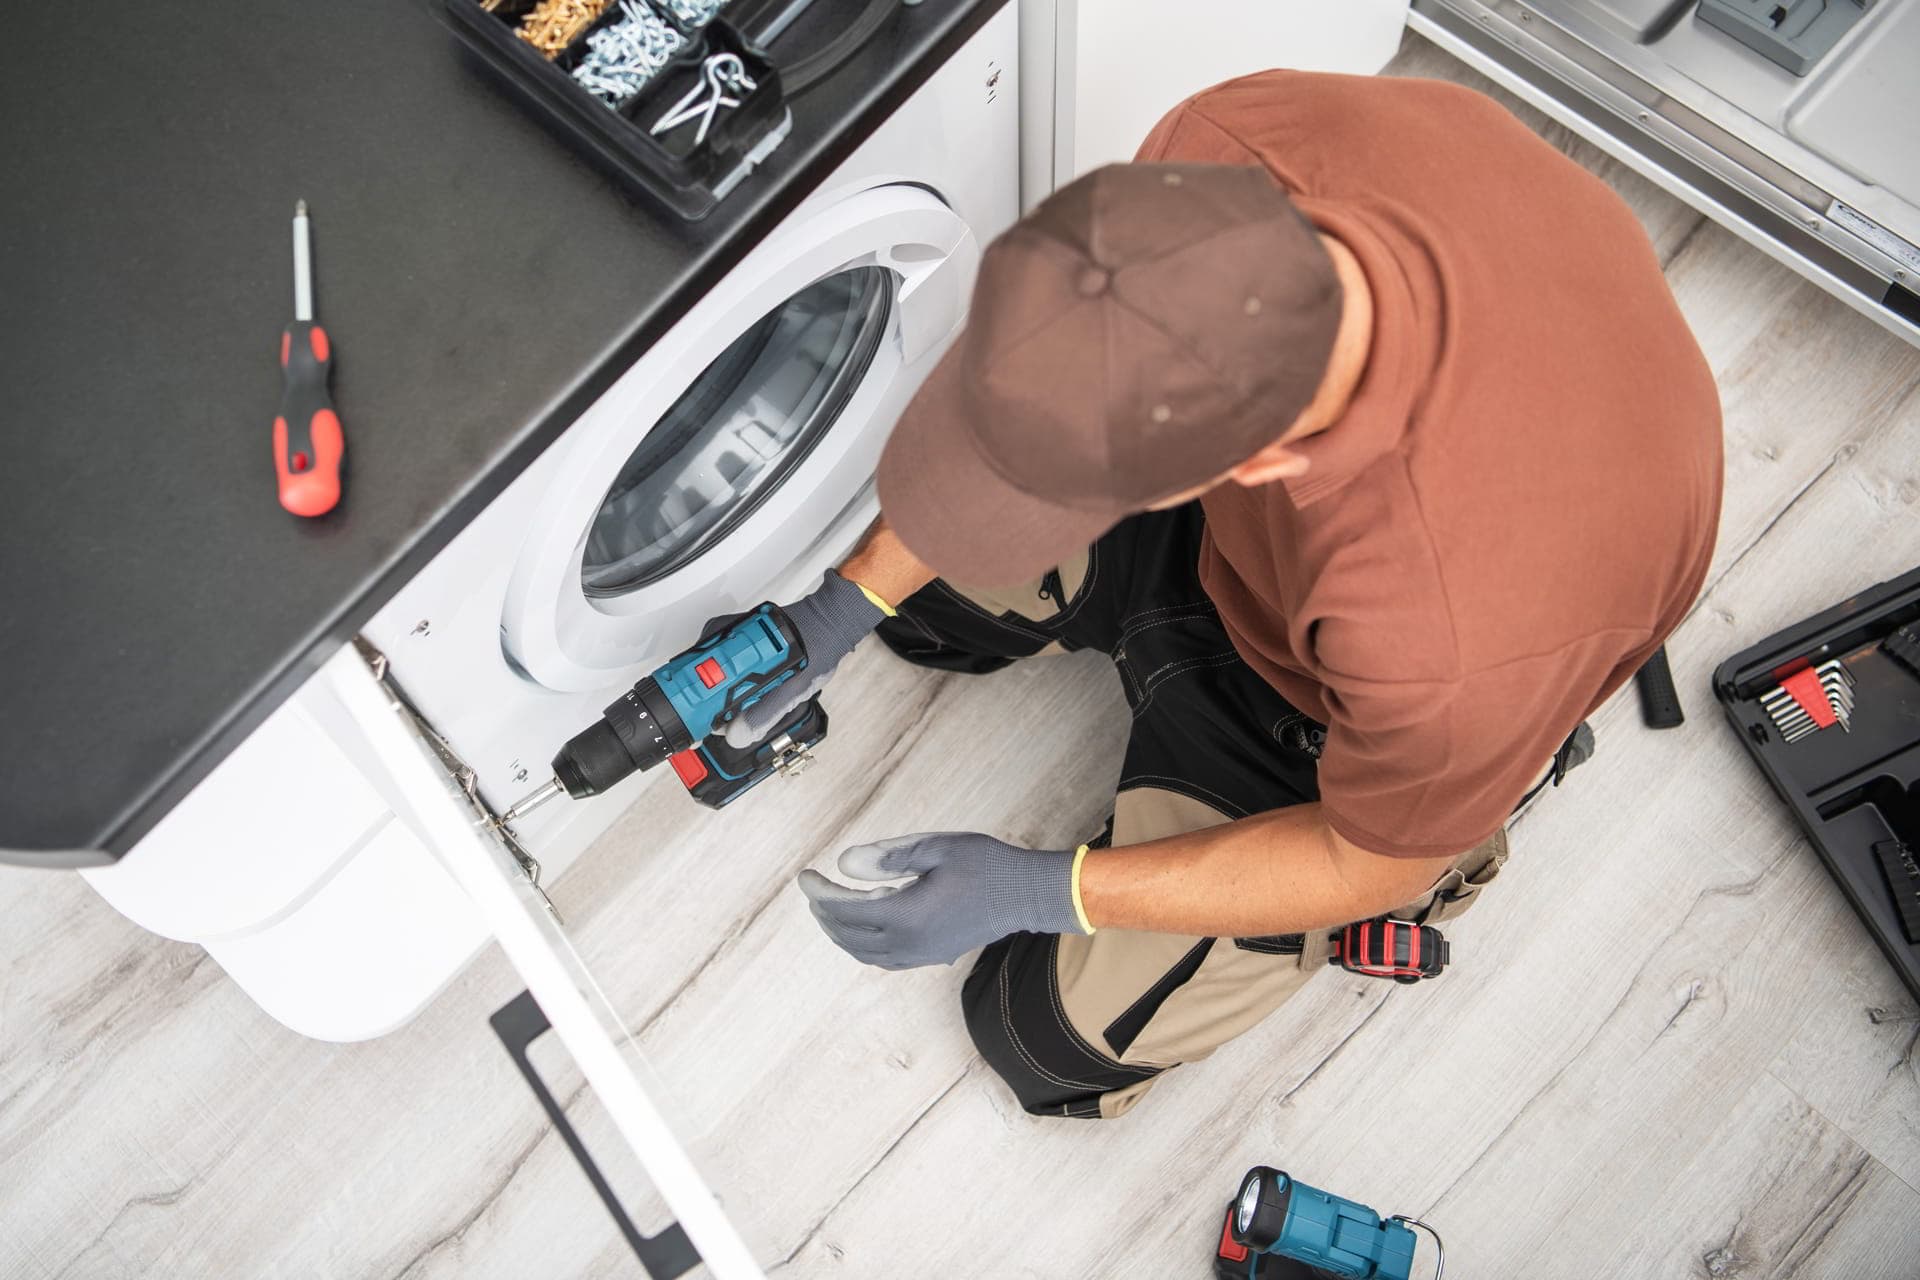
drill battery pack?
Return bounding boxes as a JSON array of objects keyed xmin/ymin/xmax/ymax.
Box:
[{"xmin": 667, "ymin": 695, "xmax": 826, "ymax": 809}]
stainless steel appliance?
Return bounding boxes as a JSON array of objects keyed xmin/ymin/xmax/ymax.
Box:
[{"xmin": 1410, "ymin": 0, "xmax": 1920, "ymax": 348}]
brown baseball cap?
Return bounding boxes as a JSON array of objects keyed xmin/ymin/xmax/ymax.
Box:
[{"xmin": 877, "ymin": 162, "xmax": 1343, "ymax": 588}]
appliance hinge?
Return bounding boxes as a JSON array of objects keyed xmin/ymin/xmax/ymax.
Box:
[{"xmin": 351, "ymin": 636, "xmax": 559, "ymax": 921}]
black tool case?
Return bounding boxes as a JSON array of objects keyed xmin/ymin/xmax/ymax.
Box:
[
  {"xmin": 443, "ymin": 0, "xmax": 793, "ymax": 219},
  {"xmin": 1715, "ymin": 565, "xmax": 1920, "ymax": 1003}
]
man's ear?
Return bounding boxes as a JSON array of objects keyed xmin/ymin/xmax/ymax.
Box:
[{"xmin": 1226, "ymin": 439, "xmax": 1311, "ymax": 487}]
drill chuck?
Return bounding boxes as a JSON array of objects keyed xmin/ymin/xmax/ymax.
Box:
[{"xmin": 554, "ymin": 675, "xmax": 692, "ymax": 799}]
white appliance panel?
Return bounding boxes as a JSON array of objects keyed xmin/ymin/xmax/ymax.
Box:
[
  {"xmin": 81, "ymin": 694, "xmax": 387, "ymax": 942},
  {"xmin": 1020, "ymin": 0, "xmax": 1412, "ymax": 205},
  {"xmin": 97, "ymin": 6, "xmax": 1022, "ymax": 1043}
]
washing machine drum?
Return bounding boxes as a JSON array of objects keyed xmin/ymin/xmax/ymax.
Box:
[
  {"xmin": 502, "ymin": 184, "xmax": 977, "ymax": 693},
  {"xmin": 580, "ymin": 266, "xmax": 894, "ymax": 595}
]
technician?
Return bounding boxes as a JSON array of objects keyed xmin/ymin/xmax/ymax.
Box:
[{"xmin": 722, "ymin": 70, "xmax": 1723, "ymax": 1118}]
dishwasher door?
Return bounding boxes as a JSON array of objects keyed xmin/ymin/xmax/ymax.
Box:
[
  {"xmin": 1408, "ymin": 0, "xmax": 1920, "ymax": 349},
  {"xmin": 322, "ymin": 641, "xmax": 763, "ymax": 1280}
]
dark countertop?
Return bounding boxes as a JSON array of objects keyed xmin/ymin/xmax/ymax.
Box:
[{"xmin": 0, "ymin": 0, "xmax": 1005, "ymax": 860}]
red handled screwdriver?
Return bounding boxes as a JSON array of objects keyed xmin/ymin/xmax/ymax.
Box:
[{"xmin": 273, "ymin": 199, "xmax": 344, "ymax": 516}]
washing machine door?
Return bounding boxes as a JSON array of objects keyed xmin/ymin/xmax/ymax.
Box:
[{"xmin": 504, "ymin": 184, "xmax": 977, "ymax": 692}]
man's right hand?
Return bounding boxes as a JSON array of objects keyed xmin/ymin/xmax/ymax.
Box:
[
  {"xmin": 718, "ymin": 569, "xmax": 888, "ymax": 748},
  {"xmin": 719, "ymin": 517, "xmax": 936, "ymax": 747}
]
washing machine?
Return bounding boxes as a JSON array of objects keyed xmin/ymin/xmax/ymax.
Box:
[{"xmin": 81, "ymin": 4, "xmax": 1020, "ymax": 1044}]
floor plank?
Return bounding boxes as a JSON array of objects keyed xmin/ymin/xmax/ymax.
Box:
[
  {"xmin": 6, "ymin": 27, "xmax": 1920, "ymax": 1280},
  {"xmin": 1606, "ymin": 1073, "xmax": 1920, "ymax": 1280},
  {"xmin": 1767, "ymin": 955, "xmax": 1920, "ymax": 1202}
]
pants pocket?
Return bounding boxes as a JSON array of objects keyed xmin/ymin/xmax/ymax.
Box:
[
  {"xmin": 1101, "ymin": 939, "xmax": 1214, "ymax": 1057},
  {"xmin": 1102, "ymin": 933, "xmax": 1321, "ymax": 1072},
  {"xmin": 1232, "ymin": 934, "xmax": 1306, "ymax": 956},
  {"xmin": 1399, "ymin": 829, "xmax": 1509, "ymax": 926},
  {"xmin": 946, "ymin": 549, "xmax": 1091, "ymax": 626}
]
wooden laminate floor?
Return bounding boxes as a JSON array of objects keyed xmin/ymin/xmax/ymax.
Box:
[{"xmin": 6, "ymin": 33, "xmax": 1920, "ymax": 1280}]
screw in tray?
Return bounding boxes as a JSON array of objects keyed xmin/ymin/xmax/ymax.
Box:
[{"xmin": 570, "ymin": 0, "xmax": 686, "ymax": 106}]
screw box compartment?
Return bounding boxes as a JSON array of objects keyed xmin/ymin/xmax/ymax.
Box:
[
  {"xmin": 443, "ymin": 0, "xmax": 790, "ymax": 219},
  {"xmin": 1715, "ymin": 564, "xmax": 1920, "ymax": 1003}
]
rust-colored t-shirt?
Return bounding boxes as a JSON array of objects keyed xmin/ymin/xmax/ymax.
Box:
[{"xmin": 1136, "ymin": 71, "xmax": 1723, "ymax": 858}]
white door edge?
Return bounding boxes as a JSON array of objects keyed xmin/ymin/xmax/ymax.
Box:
[{"xmin": 322, "ymin": 642, "xmax": 765, "ymax": 1279}]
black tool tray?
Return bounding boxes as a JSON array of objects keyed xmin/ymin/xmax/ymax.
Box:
[
  {"xmin": 444, "ymin": 0, "xmax": 791, "ymax": 219},
  {"xmin": 1715, "ymin": 565, "xmax": 1920, "ymax": 1004}
]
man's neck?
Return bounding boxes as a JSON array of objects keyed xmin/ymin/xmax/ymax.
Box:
[{"xmin": 1287, "ymin": 233, "xmax": 1375, "ymax": 442}]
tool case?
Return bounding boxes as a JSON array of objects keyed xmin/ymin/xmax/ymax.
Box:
[
  {"xmin": 1715, "ymin": 565, "xmax": 1920, "ymax": 1005},
  {"xmin": 443, "ymin": 0, "xmax": 795, "ymax": 218}
]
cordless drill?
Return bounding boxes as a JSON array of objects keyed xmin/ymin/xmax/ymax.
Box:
[
  {"xmin": 501, "ymin": 604, "xmax": 828, "ymax": 822},
  {"xmin": 1213, "ymin": 1167, "xmax": 1442, "ymax": 1280}
]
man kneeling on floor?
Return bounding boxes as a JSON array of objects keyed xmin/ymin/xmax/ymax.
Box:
[{"xmin": 718, "ymin": 70, "xmax": 1724, "ymax": 1118}]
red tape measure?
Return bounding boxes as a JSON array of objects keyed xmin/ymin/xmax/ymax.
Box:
[{"xmin": 1328, "ymin": 918, "xmax": 1449, "ymax": 984}]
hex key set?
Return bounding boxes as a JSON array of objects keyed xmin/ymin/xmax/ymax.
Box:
[
  {"xmin": 446, "ymin": 0, "xmax": 793, "ymax": 218},
  {"xmin": 1716, "ymin": 565, "xmax": 1920, "ymax": 1004}
]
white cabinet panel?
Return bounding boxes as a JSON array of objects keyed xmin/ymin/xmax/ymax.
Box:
[
  {"xmin": 1023, "ymin": 0, "xmax": 1411, "ymax": 202},
  {"xmin": 82, "ymin": 692, "xmax": 388, "ymax": 942},
  {"xmin": 204, "ymin": 815, "xmax": 488, "ymax": 1042}
]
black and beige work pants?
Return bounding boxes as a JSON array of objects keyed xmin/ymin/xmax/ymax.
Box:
[{"xmin": 876, "ymin": 503, "xmax": 1526, "ymax": 1120}]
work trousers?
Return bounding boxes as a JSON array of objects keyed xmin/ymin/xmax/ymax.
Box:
[{"xmin": 875, "ymin": 503, "xmax": 1519, "ymax": 1120}]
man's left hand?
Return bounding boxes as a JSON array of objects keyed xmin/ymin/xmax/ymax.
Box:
[{"xmin": 798, "ymin": 832, "xmax": 1088, "ymax": 970}]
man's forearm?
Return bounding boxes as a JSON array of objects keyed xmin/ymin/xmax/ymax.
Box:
[
  {"xmin": 839, "ymin": 516, "xmax": 937, "ymax": 608},
  {"xmin": 1077, "ymin": 804, "xmax": 1455, "ymax": 937}
]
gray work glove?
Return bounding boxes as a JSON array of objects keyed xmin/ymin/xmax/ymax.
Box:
[
  {"xmin": 721, "ymin": 569, "xmax": 886, "ymax": 748},
  {"xmin": 798, "ymin": 832, "xmax": 1089, "ymax": 970}
]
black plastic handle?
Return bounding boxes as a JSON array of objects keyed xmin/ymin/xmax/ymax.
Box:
[
  {"xmin": 1635, "ymin": 645, "xmax": 1686, "ymax": 729},
  {"xmin": 490, "ymin": 991, "xmax": 702, "ymax": 1278},
  {"xmin": 274, "ymin": 319, "xmax": 344, "ymax": 517}
]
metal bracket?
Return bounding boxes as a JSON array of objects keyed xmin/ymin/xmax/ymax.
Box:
[
  {"xmin": 351, "ymin": 638, "xmax": 559, "ymax": 919},
  {"xmin": 767, "ymin": 731, "xmax": 814, "ymax": 779}
]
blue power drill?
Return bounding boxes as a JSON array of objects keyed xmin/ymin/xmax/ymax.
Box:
[
  {"xmin": 502, "ymin": 604, "xmax": 828, "ymax": 821},
  {"xmin": 1213, "ymin": 1167, "xmax": 1443, "ymax": 1280}
]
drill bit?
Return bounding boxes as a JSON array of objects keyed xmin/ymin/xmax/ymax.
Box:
[{"xmin": 498, "ymin": 777, "xmax": 566, "ymax": 828}]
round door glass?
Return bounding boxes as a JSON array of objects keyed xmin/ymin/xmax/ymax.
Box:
[{"xmin": 581, "ymin": 266, "xmax": 896, "ymax": 596}]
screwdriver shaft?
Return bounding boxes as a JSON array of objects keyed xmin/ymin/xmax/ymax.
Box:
[{"xmin": 293, "ymin": 200, "xmax": 313, "ymax": 322}]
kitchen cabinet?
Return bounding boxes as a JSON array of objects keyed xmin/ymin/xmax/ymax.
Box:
[{"xmin": 1020, "ymin": 0, "xmax": 1412, "ymax": 203}]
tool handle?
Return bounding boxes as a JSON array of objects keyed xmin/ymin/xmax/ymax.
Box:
[
  {"xmin": 1634, "ymin": 645, "xmax": 1685, "ymax": 729},
  {"xmin": 274, "ymin": 320, "xmax": 344, "ymax": 517}
]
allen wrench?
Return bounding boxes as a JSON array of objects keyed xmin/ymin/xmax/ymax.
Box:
[
  {"xmin": 651, "ymin": 52, "xmax": 756, "ymax": 147},
  {"xmin": 1762, "ymin": 657, "xmax": 1855, "ymax": 744}
]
